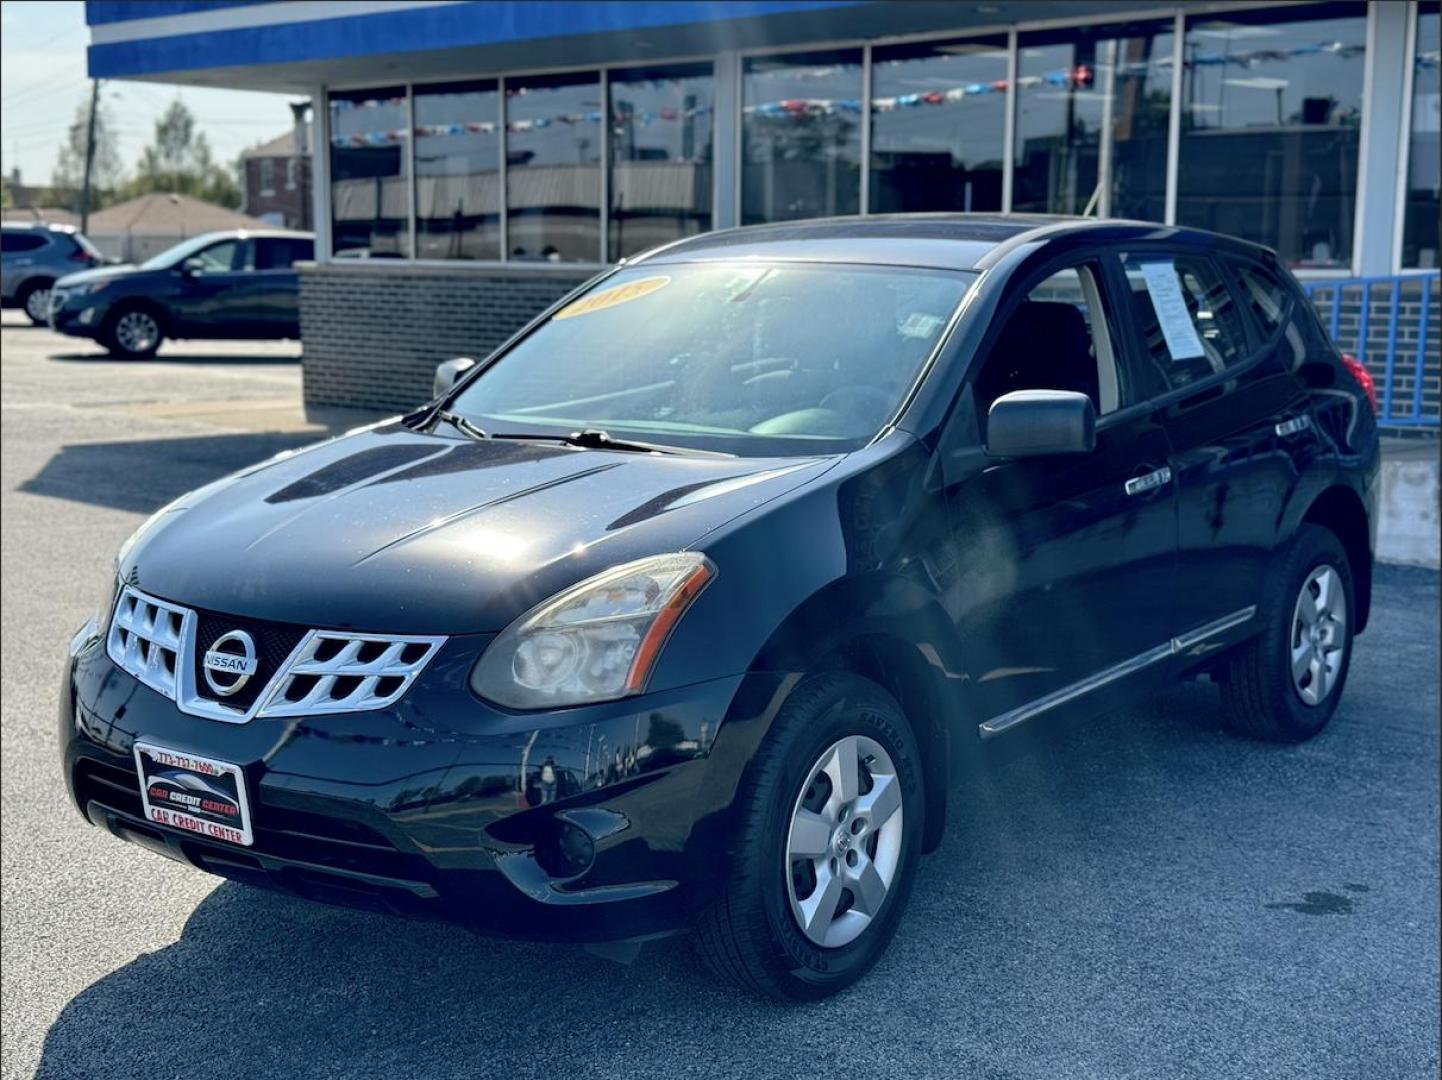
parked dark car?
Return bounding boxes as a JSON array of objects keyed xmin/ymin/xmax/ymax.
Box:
[
  {"xmin": 48, "ymin": 229, "xmax": 314, "ymax": 358},
  {"xmin": 60, "ymin": 216, "xmax": 1379, "ymax": 1000},
  {"xmin": 1, "ymin": 222, "xmax": 105, "ymax": 324}
]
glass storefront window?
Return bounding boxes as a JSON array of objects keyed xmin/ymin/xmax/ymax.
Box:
[
  {"xmin": 742, "ymin": 49, "xmax": 863, "ymax": 224},
  {"xmin": 608, "ymin": 63, "xmax": 714, "ymax": 262},
  {"xmin": 1014, "ymin": 21, "xmax": 1173, "ymax": 218},
  {"xmin": 1178, "ymin": 3, "xmax": 1367, "ymax": 270},
  {"xmin": 869, "ymin": 36, "xmax": 1008, "ymax": 214},
  {"xmin": 328, "ymin": 87, "xmax": 410, "ymax": 257},
  {"xmin": 1402, "ymin": 1, "xmax": 1440, "ymax": 269},
  {"xmin": 414, "ymin": 80, "xmax": 501, "ymax": 261},
  {"xmin": 506, "ymin": 71, "xmax": 603, "ymax": 262}
]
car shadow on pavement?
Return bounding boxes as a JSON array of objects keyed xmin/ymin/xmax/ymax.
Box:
[
  {"xmin": 47, "ymin": 350, "xmax": 301, "ymax": 365},
  {"xmin": 21, "ymin": 433, "xmax": 323, "ymax": 513},
  {"xmin": 34, "ymin": 881, "xmax": 733, "ymax": 1080}
]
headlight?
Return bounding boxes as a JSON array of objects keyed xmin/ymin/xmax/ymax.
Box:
[
  {"xmin": 66, "ymin": 281, "xmax": 108, "ymax": 298},
  {"xmin": 471, "ymin": 552, "xmax": 716, "ymax": 710}
]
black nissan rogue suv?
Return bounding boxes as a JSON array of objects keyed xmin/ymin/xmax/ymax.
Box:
[{"xmin": 60, "ymin": 216, "xmax": 1379, "ymax": 1000}]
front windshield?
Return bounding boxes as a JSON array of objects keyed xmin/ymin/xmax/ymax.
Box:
[
  {"xmin": 450, "ymin": 261, "xmax": 975, "ymax": 455},
  {"xmin": 140, "ymin": 234, "xmax": 226, "ymax": 271}
]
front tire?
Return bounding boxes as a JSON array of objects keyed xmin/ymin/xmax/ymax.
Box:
[
  {"xmin": 694, "ymin": 673, "xmax": 923, "ymax": 1000},
  {"xmin": 103, "ymin": 306, "xmax": 164, "ymax": 359},
  {"xmin": 19, "ymin": 280, "xmax": 53, "ymax": 325},
  {"xmin": 1220, "ymin": 524, "xmax": 1355, "ymax": 742}
]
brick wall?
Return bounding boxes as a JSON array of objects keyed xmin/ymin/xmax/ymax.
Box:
[
  {"xmin": 1306, "ymin": 275, "xmax": 1440, "ymax": 429},
  {"xmin": 300, "ymin": 263, "xmax": 593, "ymax": 414}
]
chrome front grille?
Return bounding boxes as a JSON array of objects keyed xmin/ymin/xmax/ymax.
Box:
[
  {"xmin": 260, "ymin": 632, "xmax": 443, "ymax": 717},
  {"xmin": 107, "ymin": 588, "xmax": 190, "ymax": 700},
  {"xmin": 104, "ymin": 584, "xmax": 445, "ymax": 722}
]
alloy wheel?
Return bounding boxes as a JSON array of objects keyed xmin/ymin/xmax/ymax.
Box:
[
  {"xmin": 115, "ymin": 311, "xmax": 160, "ymax": 355},
  {"xmin": 785, "ymin": 733, "xmax": 904, "ymax": 948},
  {"xmin": 1290, "ymin": 563, "xmax": 1347, "ymax": 706},
  {"xmin": 24, "ymin": 286, "xmax": 51, "ymax": 322}
]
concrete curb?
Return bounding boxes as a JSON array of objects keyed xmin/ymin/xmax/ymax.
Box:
[{"xmin": 1378, "ymin": 440, "xmax": 1440, "ymax": 569}]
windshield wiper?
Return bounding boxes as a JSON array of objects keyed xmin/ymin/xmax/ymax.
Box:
[
  {"xmin": 428, "ymin": 409, "xmax": 488, "ymax": 441},
  {"xmin": 494, "ymin": 428, "xmax": 725, "ymax": 457}
]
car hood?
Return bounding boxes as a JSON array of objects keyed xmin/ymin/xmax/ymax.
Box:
[
  {"xmin": 124, "ymin": 422, "xmax": 837, "ymax": 633},
  {"xmin": 55, "ymin": 263, "xmax": 142, "ymax": 287}
]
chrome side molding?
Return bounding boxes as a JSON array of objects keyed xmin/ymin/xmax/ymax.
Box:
[{"xmin": 978, "ymin": 606, "xmax": 1257, "ymax": 739}]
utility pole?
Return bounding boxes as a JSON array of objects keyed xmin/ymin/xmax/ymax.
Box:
[{"xmin": 80, "ymin": 78, "xmax": 100, "ymax": 233}]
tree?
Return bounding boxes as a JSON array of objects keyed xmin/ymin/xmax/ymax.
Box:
[
  {"xmin": 51, "ymin": 96, "xmax": 123, "ymax": 206},
  {"xmin": 123, "ymin": 99, "xmax": 242, "ymax": 209}
]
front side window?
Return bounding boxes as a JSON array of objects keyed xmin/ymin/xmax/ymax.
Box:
[
  {"xmin": 506, "ymin": 71, "xmax": 602, "ymax": 263},
  {"xmin": 1121, "ymin": 252, "xmax": 1250, "ymax": 391},
  {"xmin": 329, "ymin": 87, "xmax": 410, "ymax": 257},
  {"xmin": 869, "ymin": 36, "xmax": 1008, "ymax": 214},
  {"xmin": 742, "ymin": 50, "xmax": 864, "ymax": 225},
  {"xmin": 449, "ymin": 262, "xmax": 974, "ymax": 455},
  {"xmin": 973, "ymin": 264, "xmax": 1125, "ymax": 419},
  {"xmin": 190, "ymin": 239, "xmax": 251, "ymax": 273},
  {"xmin": 1402, "ymin": 1, "xmax": 1440, "ymax": 269},
  {"xmin": 609, "ymin": 63, "xmax": 715, "ymax": 261},
  {"xmin": 1177, "ymin": 3, "xmax": 1366, "ymax": 270},
  {"xmin": 415, "ymin": 79, "xmax": 502, "ymax": 261}
]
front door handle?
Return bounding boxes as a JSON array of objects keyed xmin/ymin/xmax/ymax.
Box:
[{"xmin": 1124, "ymin": 466, "xmax": 1172, "ymax": 496}]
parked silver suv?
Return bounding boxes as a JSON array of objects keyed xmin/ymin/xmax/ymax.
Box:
[{"xmin": 1, "ymin": 223, "xmax": 104, "ymax": 324}]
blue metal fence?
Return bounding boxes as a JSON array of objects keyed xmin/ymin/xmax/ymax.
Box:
[{"xmin": 1301, "ymin": 272, "xmax": 1440, "ymax": 430}]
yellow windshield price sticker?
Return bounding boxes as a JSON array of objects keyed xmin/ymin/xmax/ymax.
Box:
[{"xmin": 554, "ymin": 275, "xmax": 671, "ymax": 320}]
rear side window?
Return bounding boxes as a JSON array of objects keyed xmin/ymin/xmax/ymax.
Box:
[
  {"xmin": 257, "ymin": 237, "xmax": 313, "ymax": 270},
  {"xmin": 1, "ymin": 232, "xmax": 47, "ymax": 253},
  {"xmin": 1230, "ymin": 258, "xmax": 1309, "ymax": 369},
  {"xmin": 1121, "ymin": 252, "xmax": 1250, "ymax": 391}
]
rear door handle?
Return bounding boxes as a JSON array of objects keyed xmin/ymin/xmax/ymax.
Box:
[{"xmin": 1125, "ymin": 466, "xmax": 1172, "ymax": 496}]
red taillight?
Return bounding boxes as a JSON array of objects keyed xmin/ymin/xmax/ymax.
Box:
[
  {"xmin": 1340, "ymin": 353, "xmax": 1378, "ymax": 414},
  {"xmin": 68, "ymin": 249, "xmax": 94, "ymax": 264}
]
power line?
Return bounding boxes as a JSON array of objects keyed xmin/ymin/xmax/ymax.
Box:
[{"xmin": 1, "ymin": 76, "xmax": 88, "ymax": 108}]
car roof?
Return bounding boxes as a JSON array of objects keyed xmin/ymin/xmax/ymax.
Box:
[
  {"xmin": 185, "ymin": 229, "xmax": 316, "ymax": 242},
  {"xmin": 634, "ymin": 213, "xmax": 1270, "ymax": 272},
  {"xmin": 1, "ymin": 221, "xmax": 77, "ymax": 234}
]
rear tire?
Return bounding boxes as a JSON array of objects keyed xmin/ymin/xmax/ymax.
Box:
[
  {"xmin": 103, "ymin": 305, "xmax": 164, "ymax": 359},
  {"xmin": 1220, "ymin": 524, "xmax": 1355, "ymax": 742},
  {"xmin": 19, "ymin": 280, "xmax": 53, "ymax": 325},
  {"xmin": 693, "ymin": 673, "xmax": 923, "ymax": 1000}
]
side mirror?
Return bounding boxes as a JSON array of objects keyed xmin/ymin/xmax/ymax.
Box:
[
  {"xmin": 433, "ymin": 356, "xmax": 478, "ymax": 398},
  {"xmin": 986, "ymin": 389, "xmax": 1096, "ymax": 458},
  {"xmin": 180, "ymin": 257, "xmax": 204, "ymax": 275}
]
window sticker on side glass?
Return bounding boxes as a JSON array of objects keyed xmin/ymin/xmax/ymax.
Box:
[{"xmin": 1138, "ymin": 262, "xmax": 1206, "ymax": 361}]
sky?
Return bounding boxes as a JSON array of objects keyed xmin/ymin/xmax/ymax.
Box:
[{"xmin": 0, "ymin": 0, "xmax": 301, "ymax": 189}]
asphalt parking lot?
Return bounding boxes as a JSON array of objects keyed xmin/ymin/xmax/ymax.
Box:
[{"xmin": 1, "ymin": 310, "xmax": 1438, "ymax": 1080}]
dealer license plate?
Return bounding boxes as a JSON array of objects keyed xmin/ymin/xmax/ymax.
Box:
[{"xmin": 133, "ymin": 742, "xmax": 254, "ymax": 846}]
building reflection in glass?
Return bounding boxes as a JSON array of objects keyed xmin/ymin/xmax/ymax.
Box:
[
  {"xmin": 506, "ymin": 70, "xmax": 603, "ymax": 262},
  {"xmin": 609, "ymin": 63, "xmax": 715, "ymax": 261},
  {"xmin": 414, "ymin": 79, "xmax": 502, "ymax": 261}
]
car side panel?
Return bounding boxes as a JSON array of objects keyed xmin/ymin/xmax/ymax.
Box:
[{"xmin": 1162, "ymin": 352, "xmax": 1314, "ymax": 633}]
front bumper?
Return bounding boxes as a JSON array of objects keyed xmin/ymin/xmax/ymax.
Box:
[
  {"xmin": 60, "ymin": 631, "xmax": 761, "ymax": 942},
  {"xmin": 47, "ymin": 290, "xmax": 105, "ymax": 337}
]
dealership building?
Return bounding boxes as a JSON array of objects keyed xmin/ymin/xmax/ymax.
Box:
[{"xmin": 86, "ymin": 0, "xmax": 1438, "ymax": 425}]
